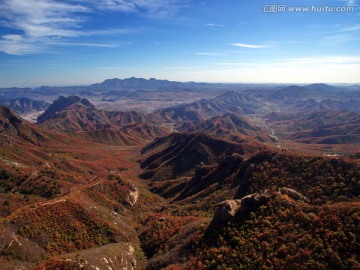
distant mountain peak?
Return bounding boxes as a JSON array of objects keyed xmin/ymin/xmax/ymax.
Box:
[
  {"xmin": 305, "ymin": 83, "xmax": 339, "ymax": 92},
  {"xmin": 56, "ymin": 95, "xmax": 92, "ymax": 107},
  {"xmin": 306, "ymin": 83, "xmax": 333, "ymax": 88},
  {"xmin": 0, "ymin": 97, "xmax": 49, "ymax": 114},
  {"xmin": 37, "ymin": 96, "xmax": 93, "ymax": 123},
  {"xmin": 282, "ymin": 85, "xmax": 307, "ymax": 91},
  {"xmin": 216, "ymin": 91, "xmax": 256, "ymax": 101},
  {"xmin": 90, "ymin": 77, "xmax": 189, "ymax": 90}
]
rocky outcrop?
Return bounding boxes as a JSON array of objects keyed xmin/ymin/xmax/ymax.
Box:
[
  {"xmin": 239, "ymin": 192, "xmax": 273, "ymax": 216},
  {"xmin": 212, "ymin": 192, "xmax": 272, "ymax": 225},
  {"xmin": 279, "ymin": 187, "xmax": 310, "ymax": 203},
  {"xmin": 212, "ymin": 199, "xmax": 242, "ymax": 224},
  {"xmin": 127, "ymin": 186, "xmax": 139, "ymax": 207},
  {"xmin": 212, "ymin": 187, "xmax": 309, "ymax": 225}
]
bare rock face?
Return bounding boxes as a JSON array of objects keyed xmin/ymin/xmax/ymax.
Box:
[
  {"xmin": 239, "ymin": 192, "xmax": 272, "ymax": 217},
  {"xmin": 212, "ymin": 199, "xmax": 242, "ymax": 224},
  {"xmin": 211, "ymin": 187, "xmax": 310, "ymax": 226},
  {"xmin": 280, "ymin": 187, "xmax": 310, "ymax": 202},
  {"xmin": 127, "ymin": 186, "xmax": 139, "ymax": 207},
  {"xmin": 211, "ymin": 191, "xmax": 273, "ymax": 225}
]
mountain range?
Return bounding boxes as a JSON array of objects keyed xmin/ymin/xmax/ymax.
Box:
[
  {"xmin": 154, "ymin": 91, "xmax": 265, "ymax": 122},
  {"xmin": 0, "ymin": 77, "xmax": 360, "ymax": 269},
  {"xmin": 36, "ymin": 96, "xmax": 170, "ymax": 146},
  {"xmin": 0, "ymin": 98, "xmax": 49, "ymax": 114}
]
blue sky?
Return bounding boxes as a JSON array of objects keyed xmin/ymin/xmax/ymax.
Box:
[{"xmin": 0, "ymin": 0, "xmax": 359, "ymax": 87}]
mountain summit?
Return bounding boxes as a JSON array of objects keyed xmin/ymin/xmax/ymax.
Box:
[
  {"xmin": 37, "ymin": 96, "xmax": 93, "ymax": 123},
  {"xmin": 90, "ymin": 77, "xmax": 187, "ymax": 90}
]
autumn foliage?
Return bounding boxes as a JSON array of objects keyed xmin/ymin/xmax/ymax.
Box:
[{"xmin": 189, "ymin": 197, "xmax": 360, "ymax": 270}]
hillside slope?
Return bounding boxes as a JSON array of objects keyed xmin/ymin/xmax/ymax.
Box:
[
  {"xmin": 155, "ymin": 91, "xmax": 264, "ymax": 122},
  {"xmin": 37, "ymin": 96, "xmax": 170, "ymax": 145},
  {"xmin": 178, "ymin": 113, "xmax": 272, "ymax": 144},
  {"xmin": 0, "ymin": 111, "xmax": 162, "ymax": 269},
  {"xmin": 138, "ymin": 133, "xmax": 360, "ymax": 269}
]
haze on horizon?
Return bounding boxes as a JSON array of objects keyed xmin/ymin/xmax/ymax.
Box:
[{"xmin": 0, "ymin": 0, "xmax": 360, "ymax": 87}]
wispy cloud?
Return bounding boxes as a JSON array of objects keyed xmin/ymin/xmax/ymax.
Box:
[
  {"xmin": 282, "ymin": 56, "xmax": 360, "ymax": 66},
  {"xmin": 214, "ymin": 56, "xmax": 360, "ymax": 68},
  {"xmin": 207, "ymin": 56, "xmax": 360, "ymax": 83},
  {"xmin": 194, "ymin": 52, "xmax": 222, "ymax": 56},
  {"xmin": 96, "ymin": 0, "xmax": 186, "ymax": 18},
  {"xmin": 205, "ymin": 23, "xmax": 224, "ymax": 28},
  {"xmin": 165, "ymin": 66, "xmax": 197, "ymax": 70},
  {"xmin": 0, "ymin": 0, "xmax": 93, "ymax": 54},
  {"xmin": 341, "ymin": 24, "xmax": 360, "ymax": 32},
  {"xmin": 49, "ymin": 41, "xmax": 116, "ymax": 48},
  {"xmin": 0, "ymin": 34, "xmax": 45, "ymax": 55},
  {"xmin": 0, "ymin": 0, "xmax": 90, "ymax": 38},
  {"xmin": 0, "ymin": 0, "xmax": 186, "ymax": 55},
  {"xmin": 0, "ymin": 0, "xmax": 144, "ymax": 55},
  {"xmin": 96, "ymin": 66, "xmax": 124, "ymax": 70},
  {"xmin": 320, "ymin": 33, "xmax": 360, "ymax": 46},
  {"xmin": 230, "ymin": 43, "xmax": 268, "ymax": 49},
  {"xmin": 342, "ymin": 0, "xmax": 357, "ymax": 6}
]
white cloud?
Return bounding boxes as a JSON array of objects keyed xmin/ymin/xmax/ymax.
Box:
[
  {"xmin": 341, "ymin": 24, "xmax": 360, "ymax": 32},
  {"xmin": 215, "ymin": 56, "xmax": 360, "ymax": 68},
  {"xmin": 230, "ymin": 43, "xmax": 268, "ymax": 49},
  {"xmin": 49, "ymin": 41, "xmax": 116, "ymax": 47},
  {"xmin": 205, "ymin": 23, "xmax": 224, "ymax": 28},
  {"xmin": 343, "ymin": 0, "xmax": 357, "ymax": 6},
  {"xmin": 281, "ymin": 56, "xmax": 360, "ymax": 66},
  {"xmin": 165, "ymin": 66, "xmax": 197, "ymax": 70},
  {"xmin": 320, "ymin": 33, "xmax": 360, "ymax": 46},
  {"xmin": 97, "ymin": 0, "xmax": 186, "ymax": 17},
  {"xmin": 0, "ymin": 0, "xmax": 136, "ymax": 55},
  {"xmin": 0, "ymin": 0, "xmax": 92, "ymax": 54},
  {"xmin": 203, "ymin": 56, "xmax": 360, "ymax": 83},
  {"xmin": 0, "ymin": 0, "xmax": 185, "ymax": 55},
  {"xmin": 194, "ymin": 52, "xmax": 222, "ymax": 56},
  {"xmin": 97, "ymin": 0, "xmax": 136, "ymax": 12},
  {"xmin": 96, "ymin": 66, "xmax": 125, "ymax": 70},
  {"xmin": 0, "ymin": 34, "xmax": 44, "ymax": 55},
  {"xmin": 0, "ymin": 0, "xmax": 90, "ymax": 38}
]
